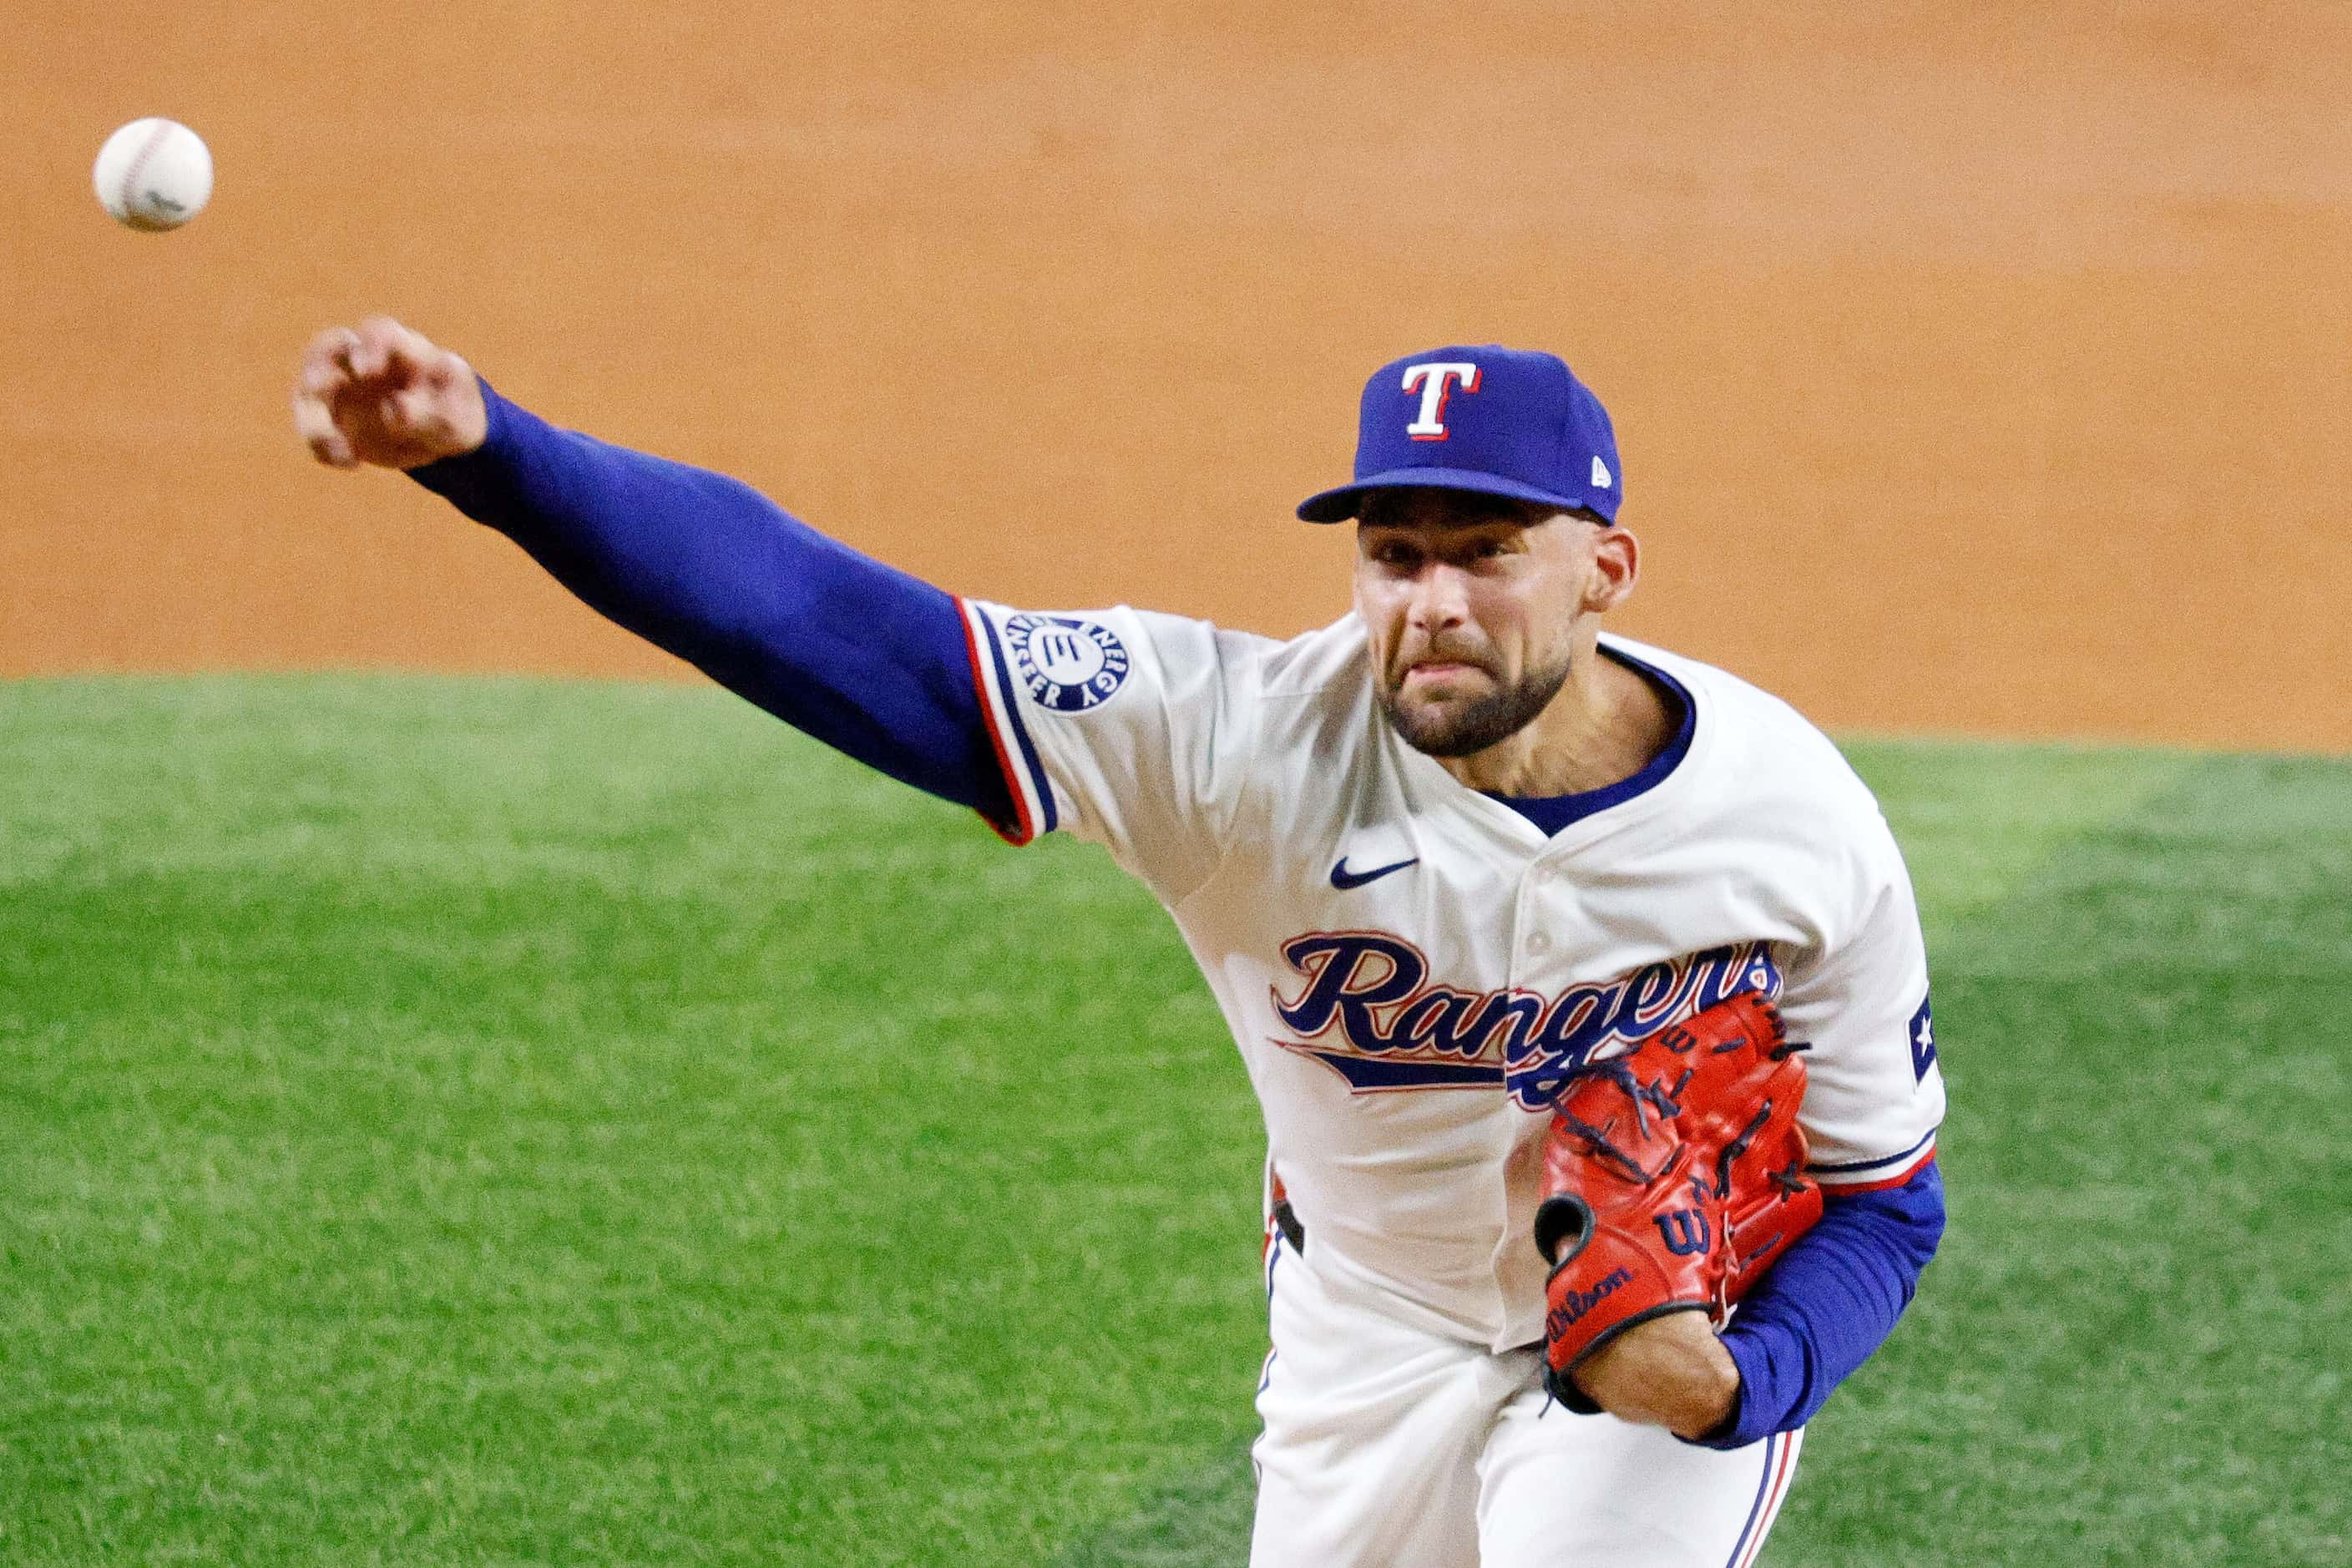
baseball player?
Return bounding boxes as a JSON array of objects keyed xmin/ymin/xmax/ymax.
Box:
[{"xmin": 292, "ymin": 321, "xmax": 1948, "ymax": 1566}]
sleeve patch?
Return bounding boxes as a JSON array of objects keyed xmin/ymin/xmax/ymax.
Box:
[
  {"xmin": 1909, "ymin": 991, "xmax": 1938, "ymax": 1082},
  {"xmin": 1003, "ymin": 615, "xmax": 1131, "ymax": 711}
]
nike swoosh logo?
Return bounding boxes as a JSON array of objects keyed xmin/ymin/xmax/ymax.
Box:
[{"xmin": 1330, "ymin": 856, "xmax": 1419, "ymax": 891}]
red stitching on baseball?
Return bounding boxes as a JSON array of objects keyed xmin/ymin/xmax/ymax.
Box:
[{"xmin": 118, "ymin": 120, "xmax": 174, "ymax": 225}]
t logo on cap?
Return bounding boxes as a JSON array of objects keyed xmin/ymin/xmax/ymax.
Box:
[{"xmin": 1401, "ymin": 362, "xmax": 1481, "ymax": 441}]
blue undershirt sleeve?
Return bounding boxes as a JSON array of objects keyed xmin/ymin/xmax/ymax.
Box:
[
  {"xmin": 407, "ymin": 381, "xmax": 1015, "ymax": 829},
  {"xmin": 1697, "ymin": 1159, "xmax": 1948, "ymax": 1449}
]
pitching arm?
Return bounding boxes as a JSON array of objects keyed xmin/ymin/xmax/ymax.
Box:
[{"xmin": 407, "ymin": 380, "xmax": 1018, "ymax": 831}]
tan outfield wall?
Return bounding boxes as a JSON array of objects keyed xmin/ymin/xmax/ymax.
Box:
[{"xmin": 5, "ymin": 1, "xmax": 2348, "ymax": 753}]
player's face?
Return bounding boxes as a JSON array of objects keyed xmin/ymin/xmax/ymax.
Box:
[{"xmin": 1353, "ymin": 489, "xmax": 1598, "ymax": 758}]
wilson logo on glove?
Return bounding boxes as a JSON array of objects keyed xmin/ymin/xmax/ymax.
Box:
[
  {"xmin": 1654, "ymin": 1209, "xmax": 1712, "ymax": 1256},
  {"xmin": 1545, "ymin": 1267, "xmax": 1633, "ymax": 1334}
]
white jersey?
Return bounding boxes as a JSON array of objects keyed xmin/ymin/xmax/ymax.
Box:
[{"xmin": 959, "ymin": 600, "xmax": 1946, "ymax": 1353}]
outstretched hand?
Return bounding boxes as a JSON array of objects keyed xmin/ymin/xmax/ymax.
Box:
[{"xmin": 291, "ymin": 316, "xmax": 487, "ymax": 471}]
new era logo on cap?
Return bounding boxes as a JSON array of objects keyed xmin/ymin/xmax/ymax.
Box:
[{"xmin": 1297, "ymin": 344, "xmax": 1623, "ymax": 524}]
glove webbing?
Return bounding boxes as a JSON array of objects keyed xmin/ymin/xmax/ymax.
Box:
[{"xmin": 1550, "ymin": 1059, "xmax": 1695, "ymax": 1185}]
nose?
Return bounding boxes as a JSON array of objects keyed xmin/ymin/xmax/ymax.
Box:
[{"xmin": 1405, "ymin": 559, "xmax": 1472, "ymax": 638}]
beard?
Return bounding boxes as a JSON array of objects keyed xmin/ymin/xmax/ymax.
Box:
[{"xmin": 1378, "ymin": 649, "xmax": 1574, "ymax": 758}]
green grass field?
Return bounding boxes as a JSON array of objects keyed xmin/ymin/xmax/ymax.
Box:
[{"xmin": 3, "ymin": 676, "xmax": 2346, "ymax": 1566}]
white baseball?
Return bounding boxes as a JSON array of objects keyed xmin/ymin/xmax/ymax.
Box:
[{"xmin": 93, "ymin": 119, "xmax": 214, "ymax": 232}]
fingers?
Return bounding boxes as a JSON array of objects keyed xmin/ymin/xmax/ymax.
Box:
[
  {"xmin": 293, "ymin": 397, "xmax": 355, "ymax": 468},
  {"xmin": 347, "ymin": 315, "xmax": 432, "ymax": 386},
  {"xmin": 291, "ymin": 325, "xmax": 363, "ymax": 468},
  {"xmin": 296, "ymin": 325, "xmax": 359, "ymax": 396}
]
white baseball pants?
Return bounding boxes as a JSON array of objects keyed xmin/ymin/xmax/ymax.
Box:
[{"xmin": 1249, "ymin": 1234, "xmax": 1801, "ymax": 1568}]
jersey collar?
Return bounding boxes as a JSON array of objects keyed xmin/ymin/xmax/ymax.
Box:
[{"xmin": 1383, "ymin": 634, "xmax": 1712, "ymax": 854}]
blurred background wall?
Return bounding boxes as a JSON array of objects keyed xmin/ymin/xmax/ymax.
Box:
[{"xmin": 6, "ymin": 0, "xmax": 2346, "ymax": 751}]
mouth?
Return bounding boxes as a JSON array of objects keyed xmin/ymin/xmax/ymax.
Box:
[{"xmin": 1398, "ymin": 659, "xmax": 1490, "ymax": 690}]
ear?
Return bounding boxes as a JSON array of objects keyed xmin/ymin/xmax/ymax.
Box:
[{"xmin": 1583, "ymin": 525, "xmax": 1640, "ymax": 614}]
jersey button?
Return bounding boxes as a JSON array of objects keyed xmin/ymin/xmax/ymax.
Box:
[{"xmin": 1525, "ymin": 931, "xmax": 1552, "ymax": 956}]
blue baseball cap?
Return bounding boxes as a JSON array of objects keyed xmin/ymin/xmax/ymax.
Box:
[{"xmin": 1296, "ymin": 345, "xmax": 1622, "ymax": 524}]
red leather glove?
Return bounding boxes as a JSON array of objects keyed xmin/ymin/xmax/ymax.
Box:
[{"xmin": 1532, "ymin": 991, "xmax": 1822, "ymax": 1413}]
